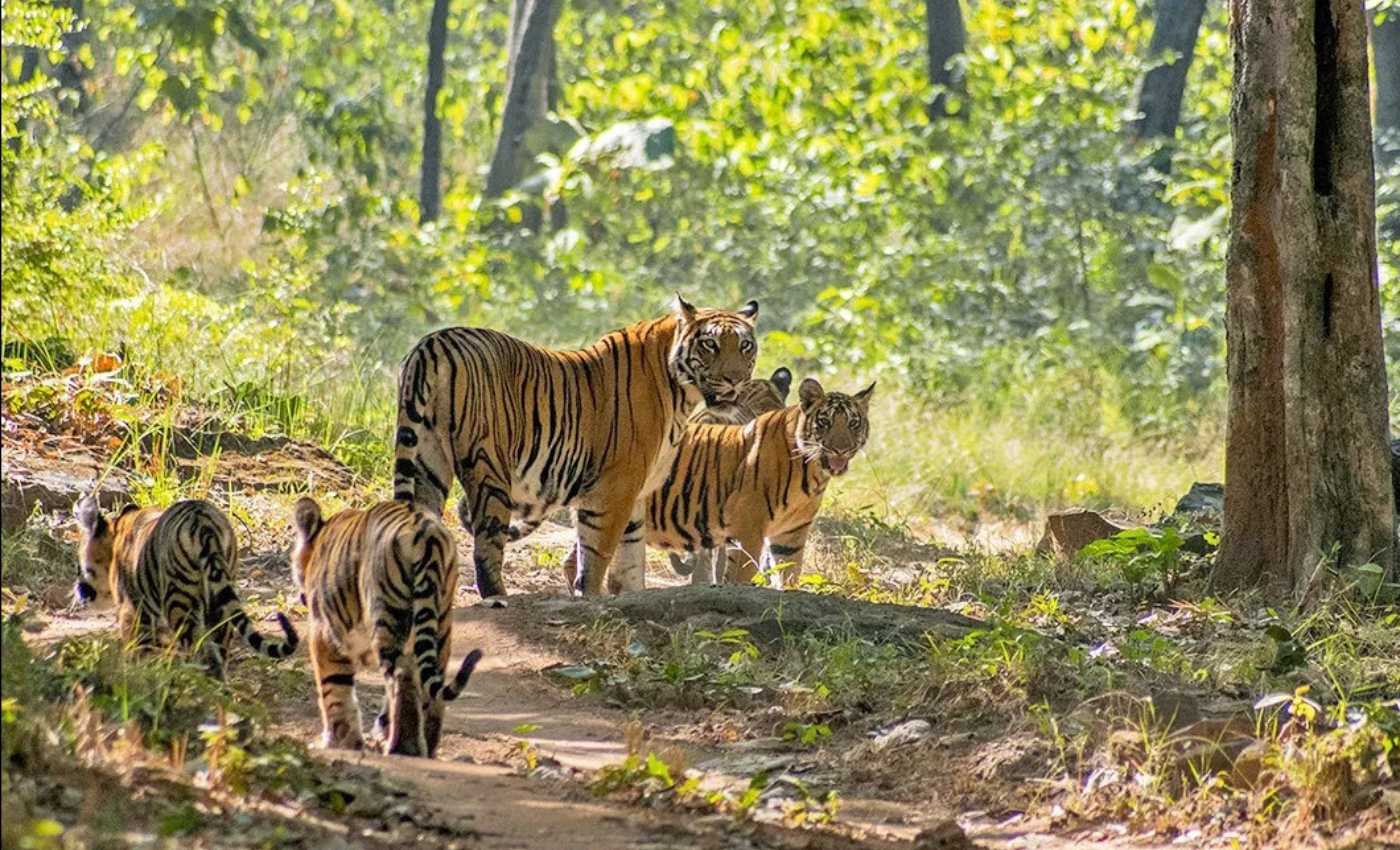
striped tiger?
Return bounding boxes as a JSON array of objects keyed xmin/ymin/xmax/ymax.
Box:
[
  {"xmin": 689, "ymin": 366, "xmax": 792, "ymax": 426},
  {"xmin": 72, "ymin": 497, "xmax": 299, "ymax": 677},
  {"xmin": 566, "ymin": 378, "xmax": 874, "ymax": 590},
  {"xmin": 290, "ymin": 497, "xmax": 482, "ymax": 758},
  {"xmin": 392, "ymin": 295, "xmax": 760, "ymax": 599},
  {"xmin": 559, "ymin": 367, "xmax": 793, "ymax": 586}
]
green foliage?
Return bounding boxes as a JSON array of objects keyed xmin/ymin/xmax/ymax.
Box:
[
  {"xmin": 1079, "ymin": 526, "xmax": 1190, "ymax": 594},
  {"xmin": 3, "ymin": 0, "xmax": 1245, "ymax": 506}
]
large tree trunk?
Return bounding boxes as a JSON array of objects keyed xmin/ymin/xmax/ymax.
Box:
[
  {"xmin": 923, "ymin": 0, "xmax": 965, "ymax": 121},
  {"xmin": 1373, "ymin": 7, "xmax": 1400, "ymax": 163},
  {"xmin": 1130, "ymin": 0, "xmax": 1209, "ymax": 143},
  {"xmin": 418, "ymin": 0, "xmax": 451, "ymax": 224},
  {"xmin": 485, "ymin": 0, "xmax": 560, "ymax": 200},
  {"xmin": 1217, "ymin": 0, "xmax": 1393, "ymax": 599}
]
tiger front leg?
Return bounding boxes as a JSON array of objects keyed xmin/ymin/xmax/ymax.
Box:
[
  {"xmin": 723, "ymin": 531, "xmax": 767, "ymax": 587},
  {"xmin": 572, "ymin": 503, "xmax": 635, "ymax": 596},
  {"xmin": 309, "ymin": 627, "xmax": 364, "ymax": 751},
  {"xmin": 768, "ymin": 528, "xmax": 811, "ymax": 590},
  {"xmin": 607, "ymin": 504, "xmax": 648, "ymax": 594}
]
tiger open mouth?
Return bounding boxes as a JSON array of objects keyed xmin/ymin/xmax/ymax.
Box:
[
  {"xmin": 823, "ymin": 453, "xmax": 851, "ymax": 476},
  {"xmin": 74, "ymin": 580, "xmax": 97, "ymax": 605}
]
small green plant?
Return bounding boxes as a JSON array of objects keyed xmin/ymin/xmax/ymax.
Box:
[
  {"xmin": 1080, "ymin": 526, "xmax": 1186, "ymax": 594},
  {"xmin": 590, "ymin": 750, "xmax": 681, "ymax": 798},
  {"xmin": 511, "ymin": 722, "xmax": 542, "ymax": 771},
  {"xmin": 781, "ymin": 720, "xmax": 832, "ymax": 747}
]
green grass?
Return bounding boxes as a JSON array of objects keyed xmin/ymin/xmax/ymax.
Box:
[{"xmin": 831, "ymin": 380, "xmax": 1224, "ymax": 525}]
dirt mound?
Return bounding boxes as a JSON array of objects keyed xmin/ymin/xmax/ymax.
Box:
[
  {"xmin": 533, "ymin": 585, "xmax": 984, "ymax": 647},
  {"xmin": 1, "ymin": 403, "xmax": 360, "ymax": 530}
]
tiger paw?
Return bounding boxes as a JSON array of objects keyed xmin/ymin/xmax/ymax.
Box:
[{"xmin": 475, "ymin": 597, "xmax": 508, "ymax": 609}]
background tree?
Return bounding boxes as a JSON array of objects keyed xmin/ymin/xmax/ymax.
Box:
[
  {"xmin": 485, "ymin": 0, "xmax": 560, "ymax": 204},
  {"xmin": 1374, "ymin": 3, "xmax": 1400, "ymax": 164},
  {"xmin": 1217, "ymin": 0, "xmax": 1393, "ymax": 598},
  {"xmin": 924, "ymin": 0, "xmax": 965, "ymax": 119},
  {"xmin": 1130, "ymin": 0, "xmax": 1209, "ymax": 153},
  {"xmin": 419, "ymin": 0, "xmax": 451, "ymax": 224}
]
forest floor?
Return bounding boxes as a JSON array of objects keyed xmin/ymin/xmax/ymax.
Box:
[{"xmin": 2, "ymin": 368, "xmax": 1397, "ymax": 850}]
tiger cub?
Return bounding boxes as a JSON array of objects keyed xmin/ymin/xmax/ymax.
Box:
[
  {"xmin": 640, "ymin": 378, "xmax": 874, "ymax": 588},
  {"xmin": 73, "ymin": 497, "xmax": 299, "ymax": 677},
  {"xmin": 290, "ymin": 497, "xmax": 482, "ymax": 758},
  {"xmin": 689, "ymin": 367, "xmax": 792, "ymax": 426},
  {"xmin": 393, "ymin": 295, "xmax": 759, "ymax": 599},
  {"xmin": 559, "ymin": 368, "xmax": 793, "ymax": 587}
]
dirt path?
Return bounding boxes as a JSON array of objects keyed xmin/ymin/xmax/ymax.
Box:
[{"xmin": 23, "ymin": 517, "xmax": 1187, "ymax": 850}]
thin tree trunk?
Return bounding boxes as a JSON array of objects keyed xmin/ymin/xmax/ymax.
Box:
[
  {"xmin": 1373, "ymin": 7, "xmax": 1400, "ymax": 163},
  {"xmin": 419, "ymin": 0, "xmax": 451, "ymax": 224},
  {"xmin": 924, "ymin": 0, "xmax": 965, "ymax": 121},
  {"xmin": 1131, "ymin": 0, "xmax": 1209, "ymax": 143},
  {"xmin": 1217, "ymin": 0, "xmax": 1393, "ymax": 599},
  {"xmin": 485, "ymin": 0, "xmax": 559, "ymax": 199}
]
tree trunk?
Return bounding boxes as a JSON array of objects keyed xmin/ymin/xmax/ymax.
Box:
[
  {"xmin": 1373, "ymin": 7, "xmax": 1400, "ymax": 164},
  {"xmin": 1130, "ymin": 0, "xmax": 1209, "ymax": 143},
  {"xmin": 1217, "ymin": 0, "xmax": 1394, "ymax": 600},
  {"xmin": 418, "ymin": 0, "xmax": 451, "ymax": 224},
  {"xmin": 924, "ymin": 0, "xmax": 965, "ymax": 121},
  {"xmin": 485, "ymin": 0, "xmax": 560, "ymax": 200}
]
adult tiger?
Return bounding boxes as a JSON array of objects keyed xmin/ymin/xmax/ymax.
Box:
[
  {"xmin": 567, "ymin": 378, "xmax": 874, "ymax": 590},
  {"xmin": 291, "ymin": 497, "xmax": 482, "ymax": 758},
  {"xmin": 392, "ymin": 295, "xmax": 760, "ymax": 599},
  {"xmin": 559, "ymin": 366, "xmax": 793, "ymax": 586},
  {"xmin": 72, "ymin": 497, "xmax": 299, "ymax": 677}
]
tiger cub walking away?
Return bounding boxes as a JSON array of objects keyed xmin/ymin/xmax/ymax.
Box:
[
  {"xmin": 560, "ymin": 367, "xmax": 793, "ymax": 587},
  {"xmin": 290, "ymin": 498, "xmax": 482, "ymax": 758},
  {"xmin": 72, "ymin": 497, "xmax": 299, "ymax": 677},
  {"xmin": 392, "ymin": 295, "xmax": 760, "ymax": 599},
  {"xmin": 642, "ymin": 378, "xmax": 874, "ymax": 588}
]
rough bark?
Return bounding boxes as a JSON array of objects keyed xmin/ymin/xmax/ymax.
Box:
[
  {"xmin": 1131, "ymin": 0, "xmax": 1209, "ymax": 142},
  {"xmin": 1218, "ymin": 0, "xmax": 1393, "ymax": 599},
  {"xmin": 485, "ymin": 0, "xmax": 560, "ymax": 199},
  {"xmin": 418, "ymin": 0, "xmax": 451, "ymax": 224},
  {"xmin": 1373, "ymin": 7, "xmax": 1400, "ymax": 162},
  {"xmin": 923, "ymin": 0, "xmax": 965, "ymax": 121}
]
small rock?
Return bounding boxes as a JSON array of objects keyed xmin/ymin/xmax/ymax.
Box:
[
  {"xmin": 1035, "ymin": 510, "xmax": 1129, "ymax": 559},
  {"xmin": 1172, "ymin": 482, "xmax": 1224, "ymax": 517},
  {"xmin": 915, "ymin": 818, "xmax": 971, "ymax": 849},
  {"xmin": 870, "ymin": 719, "xmax": 932, "ymax": 751}
]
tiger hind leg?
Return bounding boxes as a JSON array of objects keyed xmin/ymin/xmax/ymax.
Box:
[
  {"xmin": 458, "ymin": 471, "xmax": 512, "ymax": 604},
  {"xmin": 310, "ymin": 626, "xmax": 363, "ymax": 750}
]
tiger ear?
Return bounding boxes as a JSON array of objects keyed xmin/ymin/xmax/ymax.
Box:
[
  {"xmin": 293, "ymin": 497, "xmax": 324, "ymax": 540},
  {"xmin": 74, "ymin": 496, "xmax": 105, "ymax": 535},
  {"xmin": 738, "ymin": 299, "xmax": 759, "ymax": 320},
  {"xmin": 673, "ymin": 292, "xmax": 698, "ymax": 324},
  {"xmin": 798, "ymin": 378, "xmax": 825, "ymax": 412},
  {"xmin": 770, "ymin": 367, "xmax": 793, "ymax": 401},
  {"xmin": 853, "ymin": 381, "xmax": 876, "ymax": 410}
]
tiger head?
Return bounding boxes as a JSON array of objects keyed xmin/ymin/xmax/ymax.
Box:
[
  {"xmin": 795, "ymin": 378, "xmax": 876, "ymax": 477},
  {"xmin": 72, "ymin": 497, "xmax": 138, "ymax": 606},
  {"xmin": 669, "ymin": 294, "xmax": 760, "ymax": 408},
  {"xmin": 693, "ymin": 366, "xmax": 792, "ymax": 424}
]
